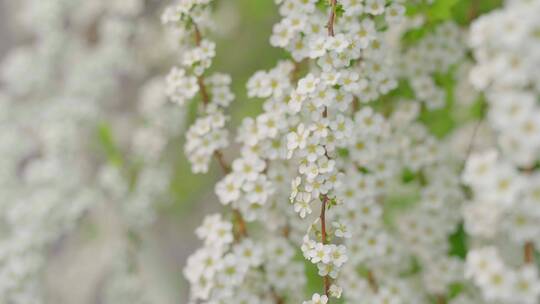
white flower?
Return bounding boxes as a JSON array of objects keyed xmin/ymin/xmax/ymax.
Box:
[
  {"xmin": 298, "ymin": 73, "xmax": 320, "ymax": 95},
  {"xmin": 325, "ymin": 33, "xmax": 349, "ymax": 53},
  {"xmin": 287, "ymin": 123, "xmax": 309, "ymax": 155},
  {"xmin": 215, "ymin": 174, "xmax": 242, "ymax": 205},
  {"xmin": 166, "ymin": 67, "xmax": 199, "ymax": 106},
  {"xmin": 288, "ymin": 89, "xmax": 306, "ymax": 113},
  {"xmin": 309, "ymin": 35, "xmax": 328, "ymax": 59},
  {"xmin": 232, "ymin": 156, "xmax": 266, "ymax": 182},
  {"xmin": 242, "ymin": 175, "xmax": 274, "ymax": 204},
  {"xmin": 304, "ymin": 293, "xmax": 328, "ymax": 304},
  {"xmin": 330, "ymin": 244, "xmax": 348, "ymax": 267},
  {"xmin": 332, "ymin": 221, "xmax": 351, "ymax": 238},
  {"xmin": 294, "ymin": 192, "xmax": 312, "ymax": 218},
  {"xmin": 365, "ymin": 0, "xmax": 386, "ymax": 15},
  {"xmin": 329, "ymin": 284, "xmax": 342, "ymax": 298},
  {"xmin": 385, "ymin": 3, "xmax": 405, "ymax": 24},
  {"xmin": 309, "ymin": 243, "xmax": 332, "ymax": 264}
]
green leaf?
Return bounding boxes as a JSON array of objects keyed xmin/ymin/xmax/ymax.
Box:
[
  {"xmin": 428, "ymin": 0, "xmax": 460, "ymax": 21},
  {"xmin": 448, "ymin": 282, "xmax": 465, "ymax": 299},
  {"xmin": 96, "ymin": 122, "xmax": 123, "ymax": 167},
  {"xmin": 448, "ymin": 222, "xmax": 468, "ymax": 259}
]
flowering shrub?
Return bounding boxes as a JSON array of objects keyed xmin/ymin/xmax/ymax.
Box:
[
  {"xmin": 1, "ymin": 0, "xmax": 540, "ymax": 303},
  {"xmin": 166, "ymin": 0, "xmax": 540, "ymax": 303}
]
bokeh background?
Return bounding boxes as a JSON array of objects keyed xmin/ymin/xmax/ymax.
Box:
[{"xmin": 0, "ymin": 0, "xmax": 284, "ymax": 302}]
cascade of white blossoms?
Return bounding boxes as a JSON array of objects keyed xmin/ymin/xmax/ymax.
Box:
[
  {"xmin": 178, "ymin": 0, "xmax": 475, "ymax": 303},
  {"xmin": 463, "ymin": 0, "xmax": 540, "ymax": 303},
  {"xmin": 165, "ymin": 0, "xmax": 539, "ymax": 303},
  {"xmin": 163, "ymin": 1, "xmax": 308, "ymax": 303},
  {"xmin": 163, "ymin": 0, "xmax": 234, "ymax": 174}
]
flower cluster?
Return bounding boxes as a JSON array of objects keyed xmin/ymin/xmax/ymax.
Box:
[
  {"xmin": 163, "ymin": 0, "xmax": 235, "ymax": 174},
  {"xmin": 177, "ymin": 0, "xmax": 493, "ymax": 303},
  {"xmin": 466, "ymin": 247, "xmax": 540, "ymax": 303},
  {"xmin": 268, "ymin": 0, "xmax": 439, "ymax": 301},
  {"xmin": 184, "ymin": 214, "xmax": 304, "ymax": 303}
]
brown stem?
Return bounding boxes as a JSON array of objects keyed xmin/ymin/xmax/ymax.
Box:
[
  {"xmin": 318, "ymin": 5, "xmax": 338, "ymax": 294},
  {"xmin": 321, "ymin": 196, "xmax": 328, "ymax": 245},
  {"xmin": 271, "ymin": 287, "xmax": 285, "ymax": 304},
  {"xmin": 467, "ymin": 0, "xmax": 479, "ymax": 23},
  {"xmin": 197, "ymin": 76, "xmax": 210, "ymax": 106},
  {"xmin": 192, "ymin": 22, "xmax": 210, "ymax": 106},
  {"xmin": 323, "ymin": 276, "xmax": 331, "ymax": 297},
  {"xmin": 320, "ymin": 195, "xmax": 331, "ymax": 296},
  {"xmin": 436, "ymin": 295, "xmax": 447, "ymax": 304},
  {"xmin": 367, "ymin": 270, "xmax": 379, "ymax": 293},
  {"xmin": 291, "ymin": 59, "xmax": 306, "ymax": 83},
  {"xmin": 525, "ymin": 242, "xmax": 535, "ymax": 264},
  {"xmin": 327, "ymin": 0, "xmax": 338, "ymax": 37},
  {"xmin": 234, "ymin": 209, "xmax": 247, "ymax": 238},
  {"xmin": 213, "ymin": 150, "xmax": 231, "ymax": 174},
  {"xmin": 190, "ymin": 20, "xmax": 249, "ymax": 245},
  {"xmin": 192, "ymin": 21, "xmax": 202, "ymax": 46},
  {"xmin": 352, "ymin": 97, "xmax": 359, "ymax": 112},
  {"xmin": 282, "ymin": 224, "xmax": 290, "ymax": 238},
  {"xmin": 191, "ymin": 21, "xmax": 234, "ymax": 177}
]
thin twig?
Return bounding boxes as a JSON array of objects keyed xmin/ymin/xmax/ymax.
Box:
[
  {"xmin": 436, "ymin": 295, "xmax": 447, "ymax": 304},
  {"xmin": 197, "ymin": 76, "xmax": 210, "ymax": 106},
  {"xmin": 191, "ymin": 20, "xmax": 248, "ymax": 244},
  {"xmin": 524, "ymin": 242, "xmax": 535, "ymax": 264},
  {"xmin": 326, "ymin": 0, "xmax": 338, "ymax": 37},
  {"xmin": 367, "ymin": 270, "xmax": 378, "ymax": 293},
  {"xmin": 291, "ymin": 59, "xmax": 306, "ymax": 83},
  {"xmin": 317, "ymin": 2, "xmax": 338, "ymax": 298},
  {"xmin": 320, "ymin": 195, "xmax": 331, "ymax": 296},
  {"xmin": 213, "ymin": 150, "xmax": 231, "ymax": 174},
  {"xmin": 192, "ymin": 21, "xmax": 202, "ymax": 46}
]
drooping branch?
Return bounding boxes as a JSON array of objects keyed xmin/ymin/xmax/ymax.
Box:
[
  {"xmin": 189, "ymin": 17, "xmax": 286, "ymax": 304},
  {"xmin": 191, "ymin": 21, "xmax": 247, "ymax": 241}
]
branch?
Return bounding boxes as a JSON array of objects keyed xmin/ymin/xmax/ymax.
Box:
[
  {"xmin": 190, "ymin": 20, "xmax": 248, "ymax": 243},
  {"xmin": 367, "ymin": 270, "xmax": 378, "ymax": 293},
  {"xmin": 525, "ymin": 242, "xmax": 535, "ymax": 264},
  {"xmin": 233, "ymin": 209, "xmax": 248, "ymax": 239},
  {"xmin": 327, "ymin": 0, "xmax": 338, "ymax": 37},
  {"xmin": 320, "ymin": 195, "xmax": 331, "ymax": 297},
  {"xmin": 197, "ymin": 76, "xmax": 210, "ymax": 106},
  {"xmin": 317, "ymin": 2, "xmax": 339, "ymax": 298},
  {"xmin": 192, "ymin": 20, "xmax": 203, "ymax": 46},
  {"xmin": 214, "ymin": 150, "xmax": 231, "ymax": 174}
]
